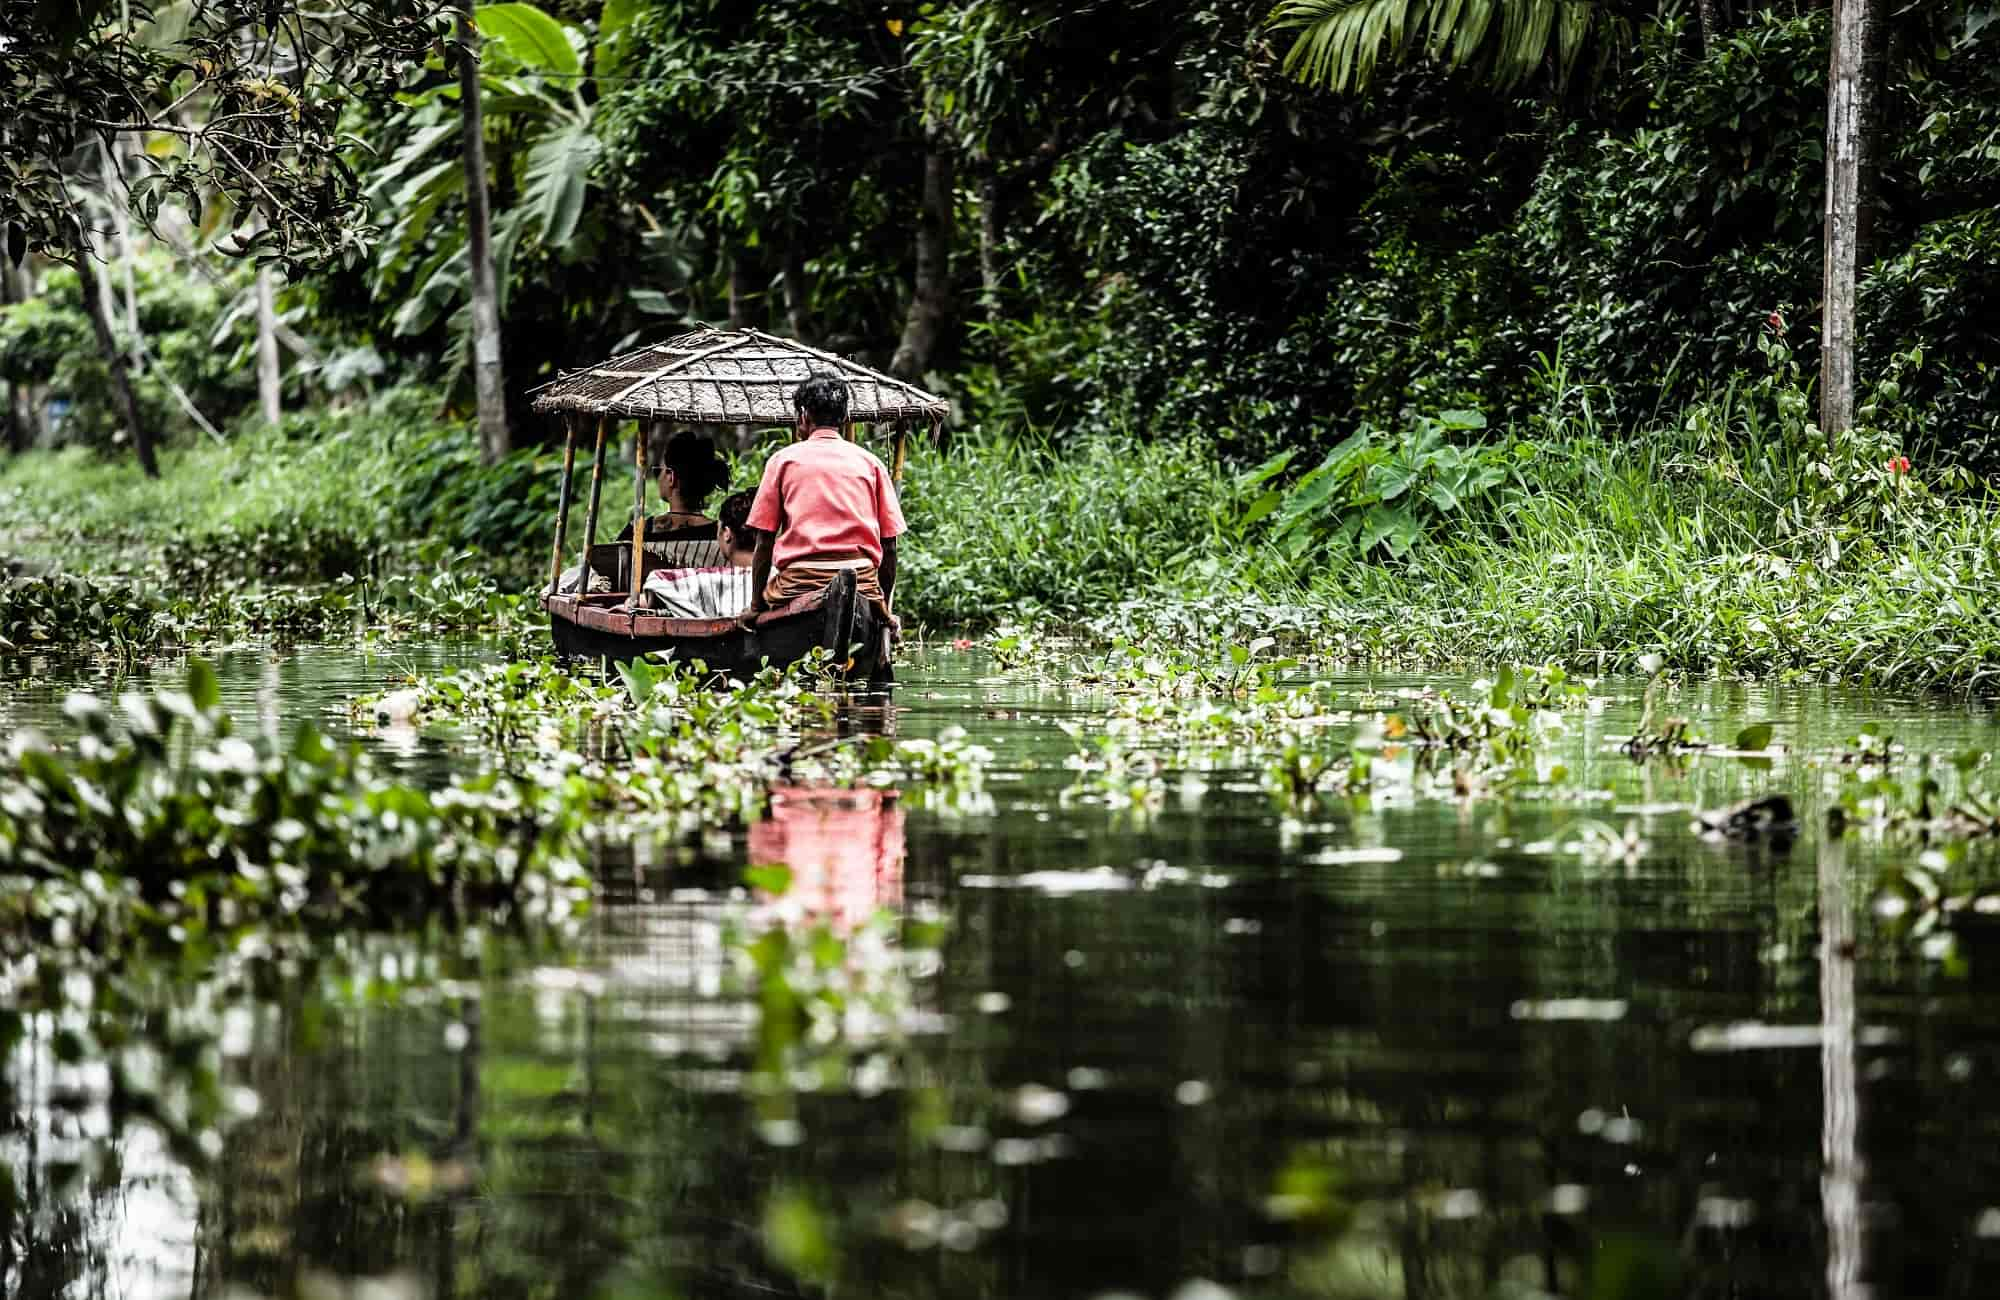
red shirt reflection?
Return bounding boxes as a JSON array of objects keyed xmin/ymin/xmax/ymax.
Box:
[{"xmin": 748, "ymin": 785, "xmax": 905, "ymax": 930}]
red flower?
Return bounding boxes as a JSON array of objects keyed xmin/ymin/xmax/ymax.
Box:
[
  {"xmin": 1766, "ymin": 311, "xmax": 1786, "ymax": 334},
  {"xmin": 951, "ymin": 638, "xmax": 973, "ymax": 651},
  {"xmin": 1886, "ymin": 456, "xmax": 1910, "ymax": 475}
]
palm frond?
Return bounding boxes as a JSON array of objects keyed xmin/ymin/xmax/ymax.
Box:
[{"xmin": 1266, "ymin": 0, "xmax": 1598, "ymax": 94}]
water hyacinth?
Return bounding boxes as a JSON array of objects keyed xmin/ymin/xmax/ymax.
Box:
[{"xmin": 0, "ymin": 662, "xmax": 593, "ymax": 953}]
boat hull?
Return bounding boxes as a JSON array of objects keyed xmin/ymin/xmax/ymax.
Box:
[{"xmin": 542, "ymin": 569, "xmax": 891, "ymax": 683}]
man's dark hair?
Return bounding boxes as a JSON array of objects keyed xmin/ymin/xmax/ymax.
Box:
[
  {"xmin": 793, "ymin": 374, "xmax": 849, "ymax": 428},
  {"xmin": 717, "ymin": 489, "xmax": 757, "ymax": 544}
]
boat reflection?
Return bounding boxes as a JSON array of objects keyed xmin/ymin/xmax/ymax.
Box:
[{"xmin": 748, "ymin": 784, "xmax": 906, "ymax": 931}]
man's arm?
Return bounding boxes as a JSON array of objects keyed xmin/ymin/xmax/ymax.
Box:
[
  {"xmin": 749, "ymin": 532, "xmax": 775, "ymax": 614},
  {"xmin": 879, "ymin": 534, "xmax": 897, "ymax": 604}
]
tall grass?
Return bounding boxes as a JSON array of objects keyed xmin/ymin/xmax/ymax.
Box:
[
  {"xmin": 0, "ymin": 388, "xmax": 579, "ymax": 583},
  {"xmin": 896, "ymin": 434, "xmax": 1242, "ymax": 626},
  {"xmin": 7, "ymin": 383, "xmax": 1999, "ymax": 691}
]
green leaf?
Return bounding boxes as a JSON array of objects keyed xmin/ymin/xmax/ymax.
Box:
[
  {"xmin": 1234, "ymin": 447, "xmax": 1297, "ymax": 491},
  {"xmin": 1369, "ymin": 458, "xmax": 1423, "ymax": 503},
  {"xmin": 1272, "ymin": 462, "xmax": 1341, "ymax": 535},
  {"xmin": 745, "ymin": 863, "xmax": 794, "ymax": 895},
  {"xmin": 522, "ymin": 121, "xmax": 601, "ymax": 248},
  {"xmin": 595, "ymin": 0, "xmax": 638, "ymax": 81},
  {"xmin": 614, "ymin": 656, "xmax": 656, "ymax": 707},
  {"xmin": 1239, "ymin": 488, "xmax": 1283, "ymax": 529},
  {"xmin": 1734, "ymin": 722, "xmax": 1774, "ymax": 751},
  {"xmin": 475, "ymin": 3, "xmax": 581, "ymax": 77},
  {"xmin": 187, "ymin": 659, "xmax": 220, "ymax": 712},
  {"xmin": 1358, "ymin": 506, "xmax": 1406, "ymax": 554}
]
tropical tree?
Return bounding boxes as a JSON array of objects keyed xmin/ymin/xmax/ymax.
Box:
[
  {"xmin": 1264, "ymin": 0, "xmax": 1606, "ymax": 94},
  {"xmin": 595, "ymin": 0, "xmax": 909, "ymax": 347},
  {"xmin": 1, "ymin": 0, "xmax": 446, "ymax": 472},
  {"xmin": 362, "ymin": 0, "xmax": 620, "ymax": 441}
]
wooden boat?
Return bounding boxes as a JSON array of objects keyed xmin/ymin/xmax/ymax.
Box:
[
  {"xmin": 545, "ymin": 569, "xmax": 891, "ymax": 680},
  {"xmin": 527, "ymin": 328, "xmax": 946, "ymax": 682}
]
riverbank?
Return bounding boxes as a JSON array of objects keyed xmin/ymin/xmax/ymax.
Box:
[{"xmin": 6, "ymin": 388, "xmax": 1997, "ymax": 689}]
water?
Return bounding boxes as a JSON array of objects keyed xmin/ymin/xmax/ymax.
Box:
[{"xmin": 5, "ymin": 643, "xmax": 2000, "ymax": 1300}]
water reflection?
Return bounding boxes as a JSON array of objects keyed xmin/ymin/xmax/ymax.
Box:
[
  {"xmin": 1820, "ymin": 822, "xmax": 1866, "ymax": 1300},
  {"xmin": 749, "ymin": 785, "xmax": 906, "ymax": 932},
  {"xmin": 6, "ymin": 648, "xmax": 2000, "ymax": 1298}
]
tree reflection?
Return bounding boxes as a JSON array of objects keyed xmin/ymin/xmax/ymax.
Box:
[{"xmin": 1819, "ymin": 821, "xmax": 1864, "ymax": 1300}]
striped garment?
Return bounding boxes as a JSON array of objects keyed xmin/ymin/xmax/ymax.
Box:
[{"xmin": 642, "ymin": 566, "xmax": 755, "ymax": 619}]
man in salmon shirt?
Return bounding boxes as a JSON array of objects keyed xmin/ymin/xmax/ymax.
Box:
[{"xmin": 745, "ymin": 374, "xmax": 906, "ymax": 630}]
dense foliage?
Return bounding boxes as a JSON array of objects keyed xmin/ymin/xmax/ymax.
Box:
[{"xmin": 3, "ymin": 0, "xmax": 2000, "ymax": 690}]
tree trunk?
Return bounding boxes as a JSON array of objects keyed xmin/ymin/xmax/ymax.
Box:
[
  {"xmin": 1, "ymin": 261, "xmax": 27, "ymax": 453},
  {"xmin": 781, "ymin": 247, "xmax": 809, "ymax": 339},
  {"xmin": 890, "ymin": 138, "xmax": 954, "ymax": 382},
  {"xmin": 1855, "ymin": 0, "xmax": 1886, "ymax": 262},
  {"xmin": 1819, "ymin": 0, "xmax": 1869, "ymax": 438},
  {"xmin": 978, "ymin": 166, "xmax": 1002, "ymax": 324},
  {"xmin": 1697, "ymin": 0, "xmax": 1719, "ymax": 52},
  {"xmin": 101, "ymin": 139, "xmax": 140, "ymax": 342},
  {"xmin": 457, "ymin": 0, "xmax": 512, "ymax": 464},
  {"xmin": 68, "ymin": 216, "xmax": 157, "ymax": 477},
  {"xmin": 256, "ymin": 266, "xmax": 282, "ymax": 425}
]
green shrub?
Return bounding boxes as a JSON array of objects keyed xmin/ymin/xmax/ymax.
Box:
[{"xmin": 896, "ymin": 432, "xmax": 1246, "ymax": 627}]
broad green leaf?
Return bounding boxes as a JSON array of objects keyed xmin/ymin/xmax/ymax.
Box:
[
  {"xmin": 1239, "ymin": 488, "xmax": 1283, "ymax": 529},
  {"xmin": 1423, "ymin": 479, "xmax": 1461, "ymax": 513},
  {"xmin": 367, "ymin": 121, "xmax": 460, "ymax": 203},
  {"xmin": 1358, "ymin": 506, "xmax": 1408, "ymax": 554},
  {"xmin": 389, "ymin": 157, "xmax": 461, "ymax": 213},
  {"xmin": 1234, "ymin": 447, "xmax": 1297, "ymax": 491},
  {"xmin": 1273, "ymin": 461, "xmax": 1341, "ymax": 534},
  {"xmin": 475, "ymin": 3, "xmax": 580, "ymax": 77},
  {"xmin": 1321, "ymin": 425, "xmax": 1375, "ymax": 471},
  {"xmin": 1369, "ymin": 457, "xmax": 1423, "ymax": 502},
  {"xmin": 522, "ymin": 121, "xmax": 601, "ymax": 247},
  {"xmin": 1438, "ymin": 408, "xmax": 1487, "ymax": 431},
  {"xmin": 596, "ymin": 0, "xmax": 639, "ymax": 81},
  {"xmin": 1463, "ymin": 464, "xmax": 1507, "ymax": 495},
  {"xmin": 1734, "ymin": 722, "xmax": 1774, "ymax": 751}
]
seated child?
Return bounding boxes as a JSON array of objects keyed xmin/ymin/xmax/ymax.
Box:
[{"xmin": 641, "ymin": 489, "xmax": 758, "ymax": 619}]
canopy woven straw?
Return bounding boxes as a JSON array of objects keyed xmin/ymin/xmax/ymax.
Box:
[{"xmin": 528, "ymin": 327, "xmax": 948, "ymax": 426}]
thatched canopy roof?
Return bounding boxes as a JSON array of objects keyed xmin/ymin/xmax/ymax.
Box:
[{"xmin": 527, "ymin": 327, "xmax": 948, "ymax": 426}]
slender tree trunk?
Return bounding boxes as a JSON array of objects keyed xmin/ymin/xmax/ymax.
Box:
[
  {"xmin": 890, "ymin": 136, "xmax": 954, "ymax": 382},
  {"xmin": 1697, "ymin": 0, "xmax": 1720, "ymax": 53},
  {"xmin": 101, "ymin": 139, "xmax": 139, "ymax": 341},
  {"xmin": 1, "ymin": 262, "xmax": 28, "ymax": 453},
  {"xmin": 457, "ymin": 0, "xmax": 512, "ymax": 464},
  {"xmin": 1820, "ymin": 0, "xmax": 1870, "ymax": 437},
  {"xmin": 977, "ymin": 166, "xmax": 1002, "ymax": 325},
  {"xmin": 68, "ymin": 216, "xmax": 157, "ymax": 476},
  {"xmin": 1856, "ymin": 0, "xmax": 1886, "ymax": 262},
  {"xmin": 256, "ymin": 266, "xmax": 282, "ymax": 425},
  {"xmin": 781, "ymin": 246, "xmax": 809, "ymax": 338}
]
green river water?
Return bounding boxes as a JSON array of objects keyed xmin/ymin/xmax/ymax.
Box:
[{"xmin": 4, "ymin": 641, "xmax": 2000, "ymax": 1300}]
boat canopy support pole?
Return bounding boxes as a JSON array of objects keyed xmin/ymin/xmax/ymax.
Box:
[
  {"xmin": 630, "ymin": 420, "xmax": 647, "ymax": 607},
  {"xmin": 891, "ymin": 419, "xmax": 908, "ymax": 485},
  {"xmin": 547, "ymin": 416, "xmax": 579, "ymax": 595},
  {"xmin": 577, "ymin": 416, "xmax": 609, "ymax": 588}
]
